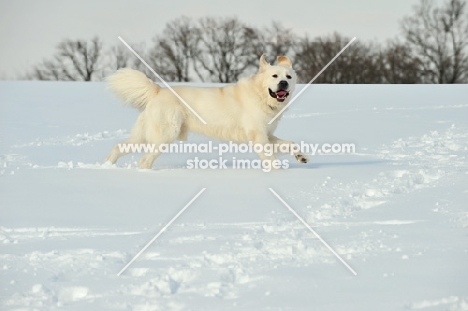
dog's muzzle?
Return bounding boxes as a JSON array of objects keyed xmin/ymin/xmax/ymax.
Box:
[{"xmin": 269, "ymin": 88, "xmax": 290, "ymax": 102}]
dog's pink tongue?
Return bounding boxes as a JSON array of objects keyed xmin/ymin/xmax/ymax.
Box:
[{"xmin": 276, "ymin": 90, "xmax": 288, "ymax": 98}]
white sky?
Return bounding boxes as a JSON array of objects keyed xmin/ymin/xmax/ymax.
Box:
[{"xmin": 0, "ymin": 0, "xmax": 430, "ymax": 79}]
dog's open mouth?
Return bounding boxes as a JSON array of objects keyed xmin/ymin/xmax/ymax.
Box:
[{"xmin": 269, "ymin": 89, "xmax": 289, "ymax": 102}]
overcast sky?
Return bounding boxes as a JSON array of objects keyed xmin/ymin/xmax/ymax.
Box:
[{"xmin": 0, "ymin": 0, "xmax": 433, "ymax": 79}]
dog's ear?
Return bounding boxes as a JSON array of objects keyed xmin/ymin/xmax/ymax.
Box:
[
  {"xmin": 277, "ymin": 56, "xmax": 292, "ymax": 68},
  {"xmin": 258, "ymin": 54, "xmax": 269, "ymax": 72}
]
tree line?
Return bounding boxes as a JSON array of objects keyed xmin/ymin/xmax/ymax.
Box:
[{"xmin": 26, "ymin": 0, "xmax": 468, "ymax": 84}]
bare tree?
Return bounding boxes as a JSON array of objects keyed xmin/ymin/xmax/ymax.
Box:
[
  {"xmin": 294, "ymin": 33, "xmax": 383, "ymax": 83},
  {"xmin": 30, "ymin": 37, "xmax": 104, "ymax": 81},
  {"xmin": 402, "ymin": 0, "xmax": 468, "ymax": 83},
  {"xmin": 105, "ymin": 42, "xmax": 150, "ymax": 77},
  {"xmin": 194, "ymin": 17, "xmax": 262, "ymax": 83},
  {"xmin": 30, "ymin": 11, "xmax": 468, "ymax": 85},
  {"xmin": 260, "ymin": 21, "xmax": 297, "ymax": 58},
  {"xmin": 145, "ymin": 16, "xmax": 200, "ymax": 82},
  {"xmin": 108, "ymin": 45, "xmax": 131, "ymax": 70},
  {"xmin": 379, "ymin": 40, "xmax": 423, "ymax": 83}
]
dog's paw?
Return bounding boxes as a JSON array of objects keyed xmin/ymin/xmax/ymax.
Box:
[{"xmin": 295, "ymin": 154, "xmax": 309, "ymax": 164}]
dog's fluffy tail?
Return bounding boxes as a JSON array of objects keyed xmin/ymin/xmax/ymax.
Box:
[{"xmin": 107, "ymin": 69, "xmax": 160, "ymax": 110}]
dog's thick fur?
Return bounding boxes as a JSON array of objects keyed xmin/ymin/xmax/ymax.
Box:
[{"xmin": 106, "ymin": 54, "xmax": 308, "ymax": 169}]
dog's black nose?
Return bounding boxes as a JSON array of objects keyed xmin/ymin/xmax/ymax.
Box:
[{"xmin": 279, "ymin": 80, "xmax": 289, "ymax": 89}]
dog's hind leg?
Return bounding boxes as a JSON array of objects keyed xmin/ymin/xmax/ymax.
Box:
[
  {"xmin": 139, "ymin": 119, "xmax": 183, "ymax": 169},
  {"xmin": 105, "ymin": 138, "xmax": 141, "ymax": 164},
  {"xmin": 139, "ymin": 138, "xmax": 178, "ymax": 169},
  {"xmin": 176, "ymin": 123, "xmax": 189, "ymax": 141},
  {"xmin": 139, "ymin": 151, "xmax": 161, "ymax": 169},
  {"xmin": 105, "ymin": 114, "xmax": 146, "ymax": 164}
]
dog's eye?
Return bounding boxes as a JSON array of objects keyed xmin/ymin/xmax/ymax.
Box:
[
  {"xmin": 272, "ymin": 74, "xmax": 278, "ymax": 78},
  {"xmin": 286, "ymin": 75, "xmax": 292, "ymax": 79}
]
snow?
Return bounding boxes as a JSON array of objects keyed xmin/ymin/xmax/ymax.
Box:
[{"xmin": 1, "ymin": 81, "xmax": 467, "ymax": 310}]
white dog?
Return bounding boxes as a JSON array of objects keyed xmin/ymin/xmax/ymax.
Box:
[{"xmin": 106, "ymin": 54, "xmax": 308, "ymax": 169}]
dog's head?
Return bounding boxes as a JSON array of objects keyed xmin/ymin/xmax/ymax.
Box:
[{"xmin": 257, "ymin": 54, "xmax": 297, "ymax": 108}]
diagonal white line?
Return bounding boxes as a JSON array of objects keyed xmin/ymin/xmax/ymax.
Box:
[
  {"xmin": 117, "ymin": 188, "xmax": 206, "ymax": 276},
  {"xmin": 268, "ymin": 37, "xmax": 357, "ymax": 124},
  {"xmin": 268, "ymin": 188, "xmax": 357, "ymax": 276},
  {"xmin": 118, "ymin": 36, "xmax": 207, "ymax": 125}
]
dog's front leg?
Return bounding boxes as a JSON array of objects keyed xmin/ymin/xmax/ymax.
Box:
[
  {"xmin": 250, "ymin": 131, "xmax": 282, "ymax": 170},
  {"xmin": 268, "ymin": 134, "xmax": 309, "ymax": 164}
]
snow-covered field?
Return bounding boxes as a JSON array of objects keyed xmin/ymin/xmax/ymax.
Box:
[{"xmin": 1, "ymin": 82, "xmax": 467, "ymax": 310}]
